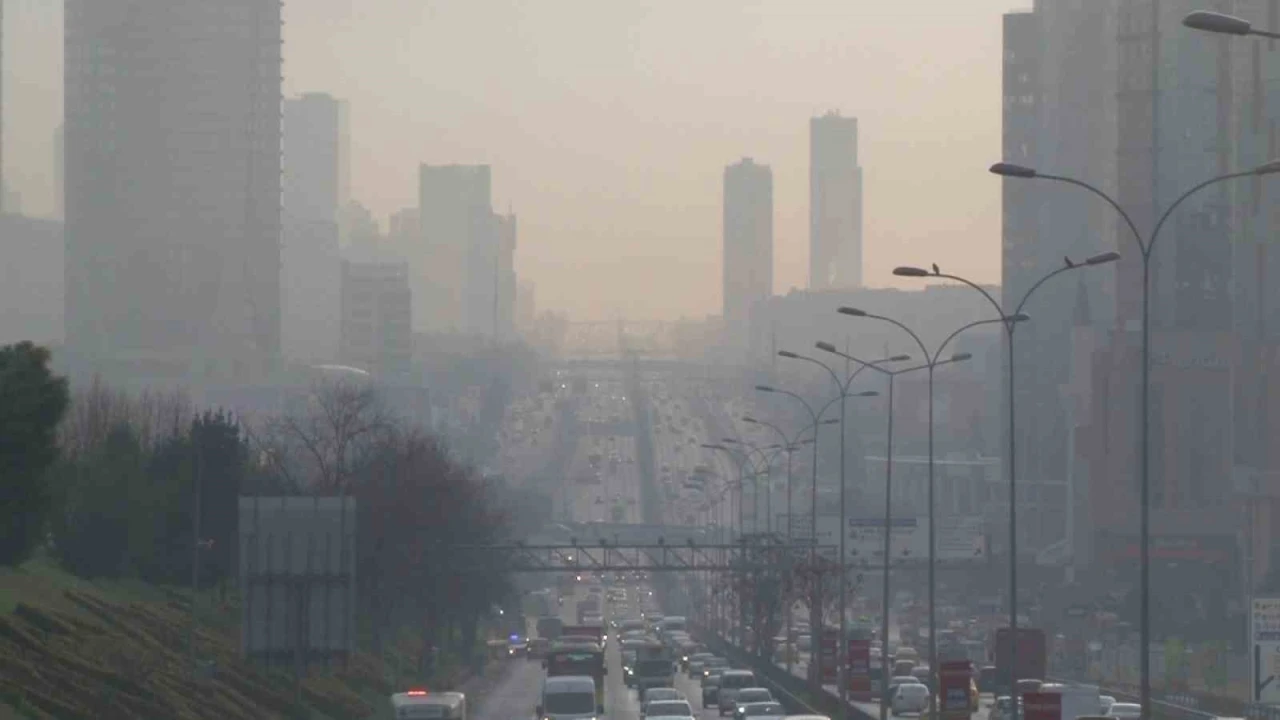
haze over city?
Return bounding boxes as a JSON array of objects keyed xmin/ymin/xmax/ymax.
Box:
[{"xmin": 4, "ymin": 0, "xmax": 1016, "ymax": 320}]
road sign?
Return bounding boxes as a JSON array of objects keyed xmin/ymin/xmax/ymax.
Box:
[
  {"xmin": 812, "ymin": 515, "xmax": 986, "ymax": 565},
  {"xmin": 1252, "ymin": 597, "xmax": 1280, "ymax": 703}
]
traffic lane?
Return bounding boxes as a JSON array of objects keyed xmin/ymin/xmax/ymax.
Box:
[
  {"xmin": 473, "ymin": 659, "xmax": 546, "ymax": 720},
  {"xmin": 778, "ymin": 660, "xmax": 994, "ymax": 720}
]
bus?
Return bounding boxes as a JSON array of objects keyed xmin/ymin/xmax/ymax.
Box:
[{"xmin": 545, "ymin": 647, "xmax": 606, "ymax": 712}]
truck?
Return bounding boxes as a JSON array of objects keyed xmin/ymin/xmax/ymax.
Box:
[
  {"xmin": 629, "ymin": 642, "xmax": 676, "ymax": 692},
  {"xmin": 576, "ymin": 597, "xmax": 600, "ymax": 624},
  {"xmin": 561, "ymin": 624, "xmax": 605, "ymax": 647},
  {"xmin": 1051, "ymin": 685, "xmax": 1103, "ymax": 720},
  {"xmin": 991, "ymin": 627, "xmax": 1047, "ymax": 695},
  {"xmin": 537, "ymin": 616, "xmax": 564, "ymax": 641}
]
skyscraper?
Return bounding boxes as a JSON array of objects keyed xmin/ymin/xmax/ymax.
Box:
[
  {"xmin": 999, "ymin": 2, "xmax": 1118, "ymax": 554},
  {"xmin": 282, "ymin": 93, "xmax": 344, "ymax": 364},
  {"xmin": 723, "ymin": 158, "xmax": 773, "ymax": 354},
  {"xmin": 418, "ymin": 164, "xmax": 492, "ymax": 334},
  {"xmin": 64, "ymin": 0, "xmax": 283, "ymax": 379},
  {"xmin": 809, "ymin": 112, "xmax": 862, "ymax": 290}
]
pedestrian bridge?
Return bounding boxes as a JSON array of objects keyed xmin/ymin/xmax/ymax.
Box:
[{"xmin": 526, "ymin": 521, "xmax": 711, "ymax": 546}]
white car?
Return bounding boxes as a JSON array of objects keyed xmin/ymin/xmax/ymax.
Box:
[
  {"xmin": 1108, "ymin": 703, "xmax": 1142, "ymax": 719},
  {"xmin": 641, "ymin": 688, "xmax": 684, "ymax": 714},
  {"xmin": 738, "ymin": 702, "xmax": 787, "ymax": 720},
  {"xmin": 891, "ymin": 682, "xmax": 931, "ymax": 715},
  {"xmin": 644, "ymin": 700, "xmax": 694, "ymax": 720}
]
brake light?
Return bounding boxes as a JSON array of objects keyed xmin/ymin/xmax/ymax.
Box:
[{"xmin": 406, "ymin": 689, "xmax": 428, "ymax": 696}]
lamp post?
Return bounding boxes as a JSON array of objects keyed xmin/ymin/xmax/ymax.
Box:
[
  {"xmin": 892, "ymin": 253, "xmax": 1117, "ymax": 712},
  {"xmin": 768, "ymin": 352, "xmax": 900, "ymax": 715},
  {"xmin": 839, "ymin": 309, "xmax": 1024, "ymax": 717},
  {"xmin": 1183, "ymin": 10, "xmax": 1280, "ymax": 38},
  {"xmin": 816, "ymin": 343, "xmax": 966, "ymax": 720},
  {"xmin": 990, "ymin": 158, "xmax": 1280, "ymax": 720},
  {"xmin": 722, "ymin": 438, "xmax": 783, "ymax": 533}
]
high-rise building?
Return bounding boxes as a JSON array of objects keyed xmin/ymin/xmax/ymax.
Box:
[
  {"xmin": 418, "ymin": 164, "xmax": 492, "ymax": 334},
  {"xmin": 473, "ymin": 211, "xmax": 517, "ymax": 341},
  {"xmin": 999, "ymin": 2, "xmax": 1118, "ymax": 556},
  {"xmin": 723, "ymin": 158, "xmax": 773, "ymax": 354},
  {"xmin": 64, "ymin": 0, "xmax": 282, "ymax": 380},
  {"xmin": 53, "ymin": 124, "xmax": 64, "ymax": 222},
  {"xmin": 338, "ymin": 249, "xmax": 412, "ymax": 378},
  {"xmin": 282, "ymin": 93, "xmax": 343, "ymax": 364},
  {"xmin": 809, "ymin": 112, "xmax": 862, "ymax": 290}
]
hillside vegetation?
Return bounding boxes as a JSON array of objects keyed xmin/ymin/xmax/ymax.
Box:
[{"xmin": 0, "ymin": 559, "xmax": 474, "ymax": 720}]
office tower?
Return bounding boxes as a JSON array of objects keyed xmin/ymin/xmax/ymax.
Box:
[
  {"xmin": 64, "ymin": 0, "xmax": 283, "ymax": 379},
  {"xmin": 723, "ymin": 158, "xmax": 773, "ymax": 354},
  {"xmin": 999, "ymin": 3, "xmax": 1118, "ymax": 554},
  {"xmin": 339, "ymin": 250, "xmax": 412, "ymax": 378},
  {"xmin": 809, "ymin": 112, "xmax": 862, "ymax": 290},
  {"xmin": 53, "ymin": 124, "xmax": 64, "ymax": 221},
  {"xmin": 282, "ymin": 93, "xmax": 343, "ymax": 364},
  {"xmin": 418, "ymin": 164, "xmax": 492, "ymax": 334},
  {"xmin": 471, "ymin": 211, "xmax": 518, "ymax": 341}
]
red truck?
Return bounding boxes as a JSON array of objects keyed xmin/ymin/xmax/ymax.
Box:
[{"xmin": 991, "ymin": 628, "xmax": 1046, "ymax": 694}]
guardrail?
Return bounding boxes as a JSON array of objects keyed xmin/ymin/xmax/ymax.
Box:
[
  {"xmin": 1045, "ymin": 677, "xmax": 1218, "ymax": 720},
  {"xmin": 694, "ymin": 624, "xmax": 876, "ymax": 720}
]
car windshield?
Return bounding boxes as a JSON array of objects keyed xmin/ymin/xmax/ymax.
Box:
[
  {"xmin": 647, "ymin": 701, "xmax": 692, "ymax": 716},
  {"xmin": 737, "ymin": 690, "xmax": 771, "ymax": 703},
  {"xmin": 544, "ymin": 692, "xmax": 595, "ymax": 715},
  {"xmin": 645, "ymin": 690, "xmax": 679, "ymax": 702},
  {"xmin": 745, "ymin": 703, "xmax": 785, "ymax": 716}
]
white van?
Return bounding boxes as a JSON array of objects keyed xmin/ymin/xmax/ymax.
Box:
[
  {"xmin": 390, "ymin": 690, "xmax": 467, "ymax": 720},
  {"xmin": 538, "ymin": 675, "xmax": 600, "ymax": 720},
  {"xmin": 717, "ymin": 670, "xmax": 758, "ymax": 716}
]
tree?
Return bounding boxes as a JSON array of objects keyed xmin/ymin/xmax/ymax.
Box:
[{"xmin": 0, "ymin": 342, "xmax": 69, "ymax": 566}]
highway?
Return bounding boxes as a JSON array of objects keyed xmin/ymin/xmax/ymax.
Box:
[{"xmin": 474, "ymin": 372, "xmax": 997, "ymax": 720}]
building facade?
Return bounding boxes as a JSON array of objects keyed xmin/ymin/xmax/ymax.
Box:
[
  {"xmin": 282, "ymin": 93, "xmax": 344, "ymax": 364},
  {"xmin": 809, "ymin": 112, "xmax": 863, "ymax": 290},
  {"xmin": 64, "ymin": 0, "xmax": 282, "ymax": 380},
  {"xmin": 418, "ymin": 164, "xmax": 493, "ymax": 334},
  {"xmin": 723, "ymin": 158, "xmax": 773, "ymax": 356},
  {"xmin": 338, "ymin": 250, "xmax": 412, "ymax": 378}
]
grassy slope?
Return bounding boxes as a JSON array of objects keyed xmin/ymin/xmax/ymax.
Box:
[{"xmin": 0, "ymin": 558, "xmax": 455, "ymax": 720}]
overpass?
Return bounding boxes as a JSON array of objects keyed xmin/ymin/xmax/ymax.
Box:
[{"xmin": 525, "ymin": 521, "xmax": 711, "ymax": 546}]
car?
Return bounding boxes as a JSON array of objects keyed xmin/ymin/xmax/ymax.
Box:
[
  {"xmin": 738, "ymin": 702, "xmax": 787, "ymax": 720},
  {"xmin": 891, "ymin": 682, "xmax": 931, "ymax": 715},
  {"xmin": 730, "ymin": 689, "xmax": 774, "ymax": 720},
  {"xmin": 1100, "ymin": 696, "xmax": 1117, "ymax": 714},
  {"xmin": 717, "ymin": 672, "xmax": 760, "ymax": 716},
  {"xmin": 644, "ymin": 700, "xmax": 694, "ymax": 720},
  {"xmin": 641, "ymin": 687, "xmax": 684, "ymax": 713},
  {"xmin": 988, "ymin": 696, "xmax": 1020, "ymax": 720},
  {"xmin": 1108, "ymin": 703, "xmax": 1142, "ymax": 719},
  {"xmin": 527, "ymin": 638, "xmax": 550, "ymax": 659},
  {"xmin": 702, "ymin": 674, "xmax": 723, "ymax": 707},
  {"xmin": 686, "ymin": 652, "xmax": 715, "ymax": 675},
  {"xmin": 886, "ymin": 675, "xmax": 919, "ymax": 701}
]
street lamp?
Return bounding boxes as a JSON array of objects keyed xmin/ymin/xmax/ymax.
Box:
[
  {"xmin": 892, "ymin": 254, "xmax": 1117, "ymax": 713},
  {"xmin": 839, "ymin": 308, "xmax": 1022, "ymax": 717},
  {"xmin": 990, "ymin": 157, "xmax": 1280, "ymax": 720},
  {"xmin": 816, "ymin": 344, "xmax": 967, "ymax": 720},
  {"xmin": 723, "ymin": 438, "xmax": 783, "ymax": 533},
  {"xmin": 1183, "ymin": 10, "xmax": 1280, "ymax": 38},
  {"xmin": 770, "ymin": 352, "xmax": 899, "ymax": 715}
]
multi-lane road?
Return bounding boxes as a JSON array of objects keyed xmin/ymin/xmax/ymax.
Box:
[{"xmin": 474, "ymin": 372, "xmax": 995, "ymax": 720}]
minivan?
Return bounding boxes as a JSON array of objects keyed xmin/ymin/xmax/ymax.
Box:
[
  {"xmin": 717, "ymin": 671, "xmax": 758, "ymax": 716},
  {"xmin": 538, "ymin": 675, "xmax": 600, "ymax": 720}
]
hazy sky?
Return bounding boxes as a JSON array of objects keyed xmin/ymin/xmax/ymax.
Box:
[{"xmin": 6, "ymin": 0, "xmax": 1024, "ymax": 322}]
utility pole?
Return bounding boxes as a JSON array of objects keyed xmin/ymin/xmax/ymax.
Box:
[{"xmin": 187, "ymin": 434, "xmax": 203, "ymax": 678}]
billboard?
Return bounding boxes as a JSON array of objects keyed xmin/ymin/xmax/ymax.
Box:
[
  {"xmin": 1252, "ymin": 597, "xmax": 1280, "ymax": 704},
  {"xmin": 239, "ymin": 496, "xmax": 356, "ymax": 672},
  {"xmin": 812, "ymin": 515, "xmax": 986, "ymax": 565}
]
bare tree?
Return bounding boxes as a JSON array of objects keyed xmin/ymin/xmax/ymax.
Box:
[{"xmin": 249, "ymin": 378, "xmax": 391, "ymax": 493}]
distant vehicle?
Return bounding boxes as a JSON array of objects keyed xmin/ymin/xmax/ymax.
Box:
[
  {"xmin": 716, "ymin": 671, "xmax": 758, "ymax": 716},
  {"xmin": 641, "ymin": 687, "xmax": 684, "ymax": 713},
  {"xmin": 390, "ymin": 690, "xmax": 467, "ymax": 720},
  {"xmin": 1108, "ymin": 703, "xmax": 1142, "ymax": 719},
  {"xmin": 537, "ymin": 616, "xmax": 564, "ymax": 641},
  {"xmin": 701, "ymin": 674, "xmax": 723, "ymax": 707},
  {"xmin": 729, "ymin": 688, "xmax": 774, "ymax": 719},
  {"xmin": 738, "ymin": 702, "xmax": 786, "ymax": 720},
  {"xmin": 538, "ymin": 675, "xmax": 600, "ymax": 720},
  {"xmin": 543, "ymin": 651, "xmax": 606, "ymax": 714},
  {"xmin": 644, "ymin": 700, "xmax": 694, "ymax": 720},
  {"xmin": 891, "ymin": 683, "xmax": 930, "ymax": 714}
]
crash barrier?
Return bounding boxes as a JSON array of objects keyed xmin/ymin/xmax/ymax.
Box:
[{"xmin": 694, "ymin": 623, "xmax": 877, "ymax": 720}]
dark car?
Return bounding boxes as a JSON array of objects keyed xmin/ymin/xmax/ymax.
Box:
[{"xmin": 702, "ymin": 674, "xmax": 722, "ymax": 708}]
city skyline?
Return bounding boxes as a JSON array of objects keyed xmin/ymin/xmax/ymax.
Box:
[{"xmin": 4, "ymin": 0, "xmax": 1021, "ymax": 322}]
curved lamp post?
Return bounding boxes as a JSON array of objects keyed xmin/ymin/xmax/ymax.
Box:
[
  {"xmin": 769, "ymin": 351, "xmax": 902, "ymax": 714},
  {"xmin": 991, "ymin": 157, "xmax": 1280, "ymax": 720},
  {"xmin": 1183, "ymin": 9, "xmax": 1280, "ymax": 38},
  {"xmin": 815, "ymin": 343, "xmax": 967, "ymax": 720},
  {"xmin": 892, "ymin": 252, "xmax": 1117, "ymax": 713},
  {"xmin": 838, "ymin": 309, "xmax": 1025, "ymax": 716}
]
